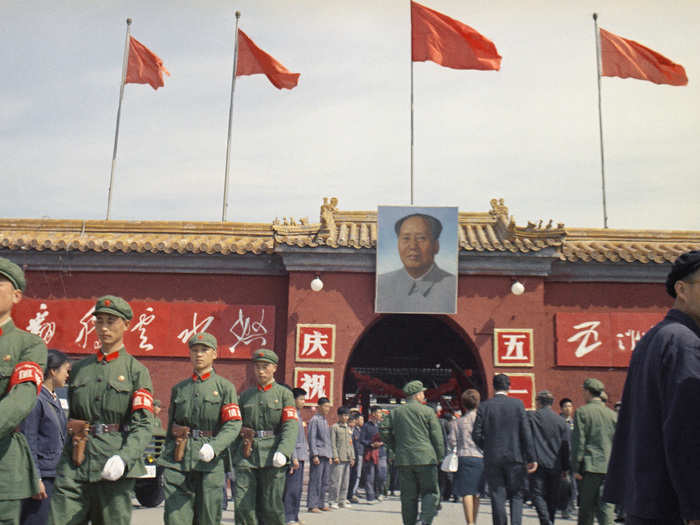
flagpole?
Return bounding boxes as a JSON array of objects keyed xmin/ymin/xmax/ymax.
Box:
[
  {"xmin": 593, "ymin": 13, "xmax": 608, "ymax": 229},
  {"xmin": 222, "ymin": 11, "xmax": 241, "ymax": 222},
  {"xmin": 410, "ymin": 54, "xmax": 415, "ymax": 206},
  {"xmin": 107, "ymin": 18, "xmax": 132, "ymax": 221}
]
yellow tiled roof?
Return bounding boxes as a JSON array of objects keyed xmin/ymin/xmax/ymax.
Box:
[
  {"xmin": 0, "ymin": 219, "xmax": 275, "ymax": 255},
  {"xmin": 1, "ymin": 199, "xmax": 698, "ymax": 263}
]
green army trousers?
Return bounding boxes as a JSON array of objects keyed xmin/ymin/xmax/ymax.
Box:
[
  {"xmin": 48, "ymin": 477, "xmax": 135, "ymax": 525},
  {"xmin": 578, "ymin": 472, "xmax": 614, "ymax": 525},
  {"xmin": 234, "ymin": 466, "xmax": 286, "ymax": 525},
  {"xmin": 397, "ymin": 465, "xmax": 439, "ymax": 525},
  {"xmin": 163, "ymin": 468, "xmax": 225, "ymax": 525},
  {"xmin": 0, "ymin": 499, "xmax": 21, "ymax": 525}
]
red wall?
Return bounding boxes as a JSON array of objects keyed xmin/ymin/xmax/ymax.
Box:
[{"xmin": 24, "ymin": 270, "xmax": 289, "ymax": 426}]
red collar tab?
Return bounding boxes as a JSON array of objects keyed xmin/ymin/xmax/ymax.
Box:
[
  {"xmin": 193, "ymin": 371, "xmax": 211, "ymax": 382},
  {"xmin": 97, "ymin": 349, "xmax": 120, "ymax": 362},
  {"xmin": 257, "ymin": 382, "xmax": 274, "ymax": 392}
]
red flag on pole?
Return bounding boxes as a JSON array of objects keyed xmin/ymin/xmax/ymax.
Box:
[
  {"xmin": 599, "ymin": 28, "xmax": 687, "ymax": 86},
  {"xmin": 236, "ymin": 29, "xmax": 300, "ymax": 90},
  {"xmin": 126, "ymin": 36, "xmax": 170, "ymax": 90},
  {"xmin": 411, "ymin": 1, "xmax": 501, "ymax": 71}
]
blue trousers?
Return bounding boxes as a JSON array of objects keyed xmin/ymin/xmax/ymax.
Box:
[
  {"xmin": 283, "ymin": 461, "xmax": 304, "ymax": 523},
  {"xmin": 364, "ymin": 459, "xmax": 387, "ymax": 501},
  {"xmin": 307, "ymin": 458, "xmax": 330, "ymax": 510},
  {"xmin": 21, "ymin": 477, "xmax": 55, "ymax": 525}
]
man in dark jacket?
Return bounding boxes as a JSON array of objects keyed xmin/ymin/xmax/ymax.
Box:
[
  {"xmin": 528, "ymin": 391, "xmax": 570, "ymax": 525},
  {"xmin": 473, "ymin": 374, "xmax": 537, "ymax": 525},
  {"xmin": 604, "ymin": 251, "xmax": 700, "ymax": 525}
]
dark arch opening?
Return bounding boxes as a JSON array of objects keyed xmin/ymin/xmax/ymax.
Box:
[{"xmin": 343, "ymin": 314, "xmax": 486, "ymax": 413}]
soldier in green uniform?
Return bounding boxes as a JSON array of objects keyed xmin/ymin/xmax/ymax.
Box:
[
  {"xmin": 0, "ymin": 258, "xmax": 48, "ymax": 525},
  {"xmin": 159, "ymin": 332, "xmax": 242, "ymax": 525},
  {"xmin": 48, "ymin": 295, "xmax": 155, "ymax": 525},
  {"xmin": 232, "ymin": 349, "xmax": 299, "ymax": 525},
  {"xmin": 571, "ymin": 378, "xmax": 617, "ymax": 525},
  {"xmin": 380, "ymin": 380, "xmax": 445, "ymax": 525}
]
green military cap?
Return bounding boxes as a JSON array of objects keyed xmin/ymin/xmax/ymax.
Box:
[
  {"xmin": 251, "ymin": 348, "xmax": 279, "ymax": 364},
  {"xmin": 583, "ymin": 377, "xmax": 605, "ymax": 395},
  {"xmin": 403, "ymin": 380, "xmax": 427, "ymax": 397},
  {"xmin": 0, "ymin": 257, "xmax": 26, "ymax": 292},
  {"xmin": 93, "ymin": 295, "xmax": 133, "ymax": 321},
  {"xmin": 188, "ymin": 332, "xmax": 218, "ymax": 351}
]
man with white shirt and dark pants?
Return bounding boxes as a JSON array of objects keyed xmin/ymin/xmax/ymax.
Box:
[{"xmin": 473, "ymin": 374, "xmax": 537, "ymax": 525}]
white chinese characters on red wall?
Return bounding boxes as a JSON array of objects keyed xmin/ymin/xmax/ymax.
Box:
[
  {"xmin": 295, "ymin": 324, "xmax": 335, "ymax": 363},
  {"xmin": 294, "ymin": 368, "xmax": 334, "ymax": 405},
  {"xmin": 555, "ymin": 312, "xmax": 663, "ymax": 367},
  {"xmin": 494, "ymin": 329, "xmax": 534, "ymax": 367},
  {"xmin": 506, "ymin": 373, "xmax": 535, "ymax": 410}
]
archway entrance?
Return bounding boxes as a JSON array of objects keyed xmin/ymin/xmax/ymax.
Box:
[{"xmin": 343, "ymin": 315, "xmax": 486, "ymax": 413}]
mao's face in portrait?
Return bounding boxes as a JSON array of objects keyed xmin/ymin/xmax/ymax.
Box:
[{"xmin": 397, "ymin": 216, "xmax": 439, "ymax": 278}]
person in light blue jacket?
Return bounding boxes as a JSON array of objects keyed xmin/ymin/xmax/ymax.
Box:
[
  {"xmin": 307, "ymin": 397, "xmax": 332, "ymax": 513},
  {"xmin": 20, "ymin": 349, "xmax": 70, "ymax": 525},
  {"xmin": 283, "ymin": 388, "xmax": 309, "ymax": 525}
]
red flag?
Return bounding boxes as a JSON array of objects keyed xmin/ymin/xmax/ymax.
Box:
[
  {"xmin": 126, "ymin": 36, "xmax": 170, "ymax": 90},
  {"xmin": 600, "ymin": 28, "xmax": 687, "ymax": 86},
  {"xmin": 236, "ymin": 29, "xmax": 300, "ymax": 90},
  {"xmin": 411, "ymin": 1, "xmax": 501, "ymax": 71}
]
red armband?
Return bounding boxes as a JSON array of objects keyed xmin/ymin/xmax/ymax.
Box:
[
  {"xmin": 221, "ymin": 403, "xmax": 242, "ymax": 422},
  {"xmin": 131, "ymin": 388, "xmax": 154, "ymax": 413},
  {"xmin": 7, "ymin": 362, "xmax": 43, "ymax": 394},
  {"xmin": 281, "ymin": 406, "xmax": 298, "ymax": 422}
]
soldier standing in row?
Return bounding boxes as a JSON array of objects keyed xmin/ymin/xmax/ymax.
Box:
[
  {"xmin": 48, "ymin": 296, "xmax": 155, "ymax": 525},
  {"xmin": 232, "ymin": 349, "xmax": 298, "ymax": 525},
  {"xmin": 159, "ymin": 332, "xmax": 242, "ymax": 525},
  {"xmin": 0, "ymin": 258, "xmax": 48, "ymax": 525}
]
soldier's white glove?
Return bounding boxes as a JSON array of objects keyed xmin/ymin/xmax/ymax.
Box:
[
  {"xmin": 272, "ymin": 451, "xmax": 287, "ymax": 468},
  {"xmin": 198, "ymin": 444, "xmax": 215, "ymax": 463},
  {"xmin": 101, "ymin": 455, "xmax": 125, "ymax": 481}
]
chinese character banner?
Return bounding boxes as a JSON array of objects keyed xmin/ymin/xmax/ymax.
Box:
[
  {"xmin": 494, "ymin": 329, "xmax": 534, "ymax": 367},
  {"xmin": 294, "ymin": 367, "xmax": 334, "ymax": 405},
  {"xmin": 296, "ymin": 324, "xmax": 335, "ymax": 362},
  {"xmin": 555, "ymin": 312, "xmax": 664, "ymax": 367},
  {"xmin": 506, "ymin": 373, "xmax": 535, "ymax": 410},
  {"xmin": 14, "ymin": 297, "xmax": 275, "ymax": 359}
]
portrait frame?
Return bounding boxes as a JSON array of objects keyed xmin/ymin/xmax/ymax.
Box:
[
  {"xmin": 375, "ymin": 205, "xmax": 459, "ymax": 314},
  {"xmin": 293, "ymin": 367, "xmax": 334, "ymax": 406}
]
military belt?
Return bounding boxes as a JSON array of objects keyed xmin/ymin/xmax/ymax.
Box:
[
  {"xmin": 89, "ymin": 423, "xmax": 128, "ymax": 435},
  {"xmin": 190, "ymin": 429, "xmax": 214, "ymax": 438},
  {"xmin": 255, "ymin": 430, "xmax": 275, "ymax": 438}
]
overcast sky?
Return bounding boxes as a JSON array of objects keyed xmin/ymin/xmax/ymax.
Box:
[{"xmin": 2, "ymin": 1, "xmax": 698, "ymax": 231}]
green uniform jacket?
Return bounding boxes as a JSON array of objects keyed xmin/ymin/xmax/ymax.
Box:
[
  {"xmin": 380, "ymin": 399, "xmax": 445, "ymax": 466},
  {"xmin": 55, "ymin": 346, "xmax": 154, "ymax": 482},
  {"xmin": 0, "ymin": 319, "xmax": 48, "ymax": 499},
  {"xmin": 158, "ymin": 370, "xmax": 242, "ymax": 473},
  {"xmin": 571, "ymin": 398, "xmax": 617, "ymax": 475},
  {"xmin": 231, "ymin": 382, "xmax": 298, "ymax": 469}
]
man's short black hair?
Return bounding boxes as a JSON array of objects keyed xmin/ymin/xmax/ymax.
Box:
[
  {"xmin": 292, "ymin": 388, "xmax": 307, "ymax": 399},
  {"xmin": 317, "ymin": 397, "xmax": 330, "ymax": 406},
  {"xmin": 559, "ymin": 397, "xmax": 573, "ymax": 408},
  {"xmin": 369, "ymin": 405, "xmax": 382, "ymax": 414},
  {"xmin": 349, "ymin": 412, "xmax": 360, "ymax": 421},
  {"xmin": 493, "ymin": 373, "xmax": 510, "ymax": 392},
  {"xmin": 394, "ymin": 213, "xmax": 443, "ymax": 241},
  {"xmin": 337, "ymin": 406, "xmax": 350, "ymax": 415}
]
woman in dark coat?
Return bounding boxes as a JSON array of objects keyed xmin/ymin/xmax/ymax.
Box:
[{"xmin": 20, "ymin": 349, "xmax": 70, "ymax": 525}]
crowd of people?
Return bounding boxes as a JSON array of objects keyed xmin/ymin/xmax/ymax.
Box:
[{"xmin": 1, "ymin": 249, "xmax": 699, "ymax": 525}]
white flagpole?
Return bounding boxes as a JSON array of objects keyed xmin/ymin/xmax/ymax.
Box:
[
  {"xmin": 593, "ymin": 13, "xmax": 609, "ymax": 228},
  {"xmin": 222, "ymin": 11, "xmax": 241, "ymax": 222},
  {"xmin": 107, "ymin": 17, "xmax": 132, "ymax": 221},
  {"xmin": 410, "ymin": 1, "xmax": 415, "ymax": 206}
]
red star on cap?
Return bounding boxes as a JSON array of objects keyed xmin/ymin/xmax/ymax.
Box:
[
  {"xmin": 104, "ymin": 299, "xmax": 111, "ymax": 306},
  {"xmin": 198, "ymin": 335, "xmax": 203, "ymax": 339}
]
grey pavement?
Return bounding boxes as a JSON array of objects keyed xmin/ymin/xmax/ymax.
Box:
[{"xmin": 131, "ymin": 494, "xmax": 579, "ymax": 524}]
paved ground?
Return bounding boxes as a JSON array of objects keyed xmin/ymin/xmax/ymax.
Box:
[{"xmin": 132, "ymin": 494, "xmax": 579, "ymax": 524}]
